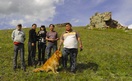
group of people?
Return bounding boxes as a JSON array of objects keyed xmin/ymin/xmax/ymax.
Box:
[{"xmin": 11, "ymin": 23, "xmax": 83, "ymax": 73}]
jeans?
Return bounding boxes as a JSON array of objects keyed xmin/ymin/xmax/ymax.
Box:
[
  {"xmin": 28, "ymin": 42, "xmax": 36, "ymax": 66},
  {"xmin": 13, "ymin": 43, "xmax": 25, "ymax": 69},
  {"xmin": 46, "ymin": 42, "xmax": 57, "ymax": 59},
  {"xmin": 62, "ymin": 48, "xmax": 78, "ymax": 72},
  {"xmin": 38, "ymin": 42, "xmax": 46, "ymax": 62}
]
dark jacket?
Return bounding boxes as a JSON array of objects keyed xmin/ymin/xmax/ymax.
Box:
[
  {"xmin": 38, "ymin": 30, "xmax": 47, "ymax": 43},
  {"xmin": 28, "ymin": 29, "xmax": 37, "ymax": 43}
]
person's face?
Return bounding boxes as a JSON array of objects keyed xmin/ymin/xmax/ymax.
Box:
[
  {"xmin": 40, "ymin": 27, "xmax": 44, "ymax": 30},
  {"xmin": 32, "ymin": 25, "xmax": 37, "ymax": 29},
  {"xmin": 17, "ymin": 26, "xmax": 22, "ymax": 30},
  {"xmin": 65, "ymin": 24, "xmax": 71, "ymax": 31},
  {"xmin": 49, "ymin": 25, "xmax": 54, "ymax": 31}
]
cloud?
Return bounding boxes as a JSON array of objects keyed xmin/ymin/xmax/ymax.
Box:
[
  {"xmin": 9, "ymin": 19, "xmax": 24, "ymax": 26},
  {"xmin": 71, "ymin": 18, "xmax": 80, "ymax": 23},
  {"xmin": 0, "ymin": 0, "xmax": 63, "ymax": 28}
]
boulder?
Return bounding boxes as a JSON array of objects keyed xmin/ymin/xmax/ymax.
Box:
[{"xmin": 88, "ymin": 12, "xmax": 124, "ymax": 29}]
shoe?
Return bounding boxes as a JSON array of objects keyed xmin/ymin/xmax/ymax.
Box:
[
  {"xmin": 37, "ymin": 61, "xmax": 41, "ymax": 66},
  {"xmin": 13, "ymin": 66, "xmax": 17, "ymax": 72},
  {"xmin": 22, "ymin": 68, "xmax": 26, "ymax": 72},
  {"xmin": 33, "ymin": 61, "xmax": 38, "ymax": 68},
  {"xmin": 23, "ymin": 68, "xmax": 26, "ymax": 72},
  {"xmin": 21, "ymin": 66, "xmax": 26, "ymax": 72},
  {"xmin": 62, "ymin": 68, "xmax": 67, "ymax": 73},
  {"xmin": 41, "ymin": 61, "xmax": 44, "ymax": 65},
  {"xmin": 70, "ymin": 70, "xmax": 76, "ymax": 74}
]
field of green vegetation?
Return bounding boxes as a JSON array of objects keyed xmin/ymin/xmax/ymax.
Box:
[{"xmin": 0, "ymin": 27, "xmax": 132, "ymax": 81}]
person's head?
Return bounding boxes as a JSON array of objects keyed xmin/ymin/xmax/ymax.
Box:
[
  {"xmin": 49, "ymin": 24, "xmax": 55, "ymax": 31},
  {"xmin": 32, "ymin": 23, "xmax": 37, "ymax": 30},
  {"xmin": 40, "ymin": 25, "xmax": 46, "ymax": 31},
  {"xmin": 17, "ymin": 24, "xmax": 22, "ymax": 31},
  {"xmin": 65, "ymin": 23, "xmax": 72, "ymax": 31}
]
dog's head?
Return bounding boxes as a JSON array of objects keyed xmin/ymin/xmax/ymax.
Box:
[{"xmin": 55, "ymin": 50, "xmax": 62, "ymax": 57}]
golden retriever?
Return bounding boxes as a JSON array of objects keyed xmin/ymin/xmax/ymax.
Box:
[{"xmin": 33, "ymin": 50, "xmax": 62, "ymax": 74}]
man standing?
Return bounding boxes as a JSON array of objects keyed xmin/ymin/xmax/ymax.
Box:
[
  {"xmin": 11, "ymin": 24, "xmax": 26, "ymax": 71},
  {"xmin": 28, "ymin": 24, "xmax": 37, "ymax": 67},
  {"xmin": 46, "ymin": 24, "xmax": 59, "ymax": 59},
  {"xmin": 58, "ymin": 23, "xmax": 83, "ymax": 74}
]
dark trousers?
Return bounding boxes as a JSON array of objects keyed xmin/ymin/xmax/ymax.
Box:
[
  {"xmin": 38, "ymin": 42, "xmax": 46, "ymax": 62},
  {"xmin": 28, "ymin": 42, "xmax": 36, "ymax": 66},
  {"xmin": 13, "ymin": 43, "xmax": 25, "ymax": 69},
  {"xmin": 46, "ymin": 43, "xmax": 57, "ymax": 59},
  {"xmin": 62, "ymin": 48, "xmax": 78, "ymax": 72}
]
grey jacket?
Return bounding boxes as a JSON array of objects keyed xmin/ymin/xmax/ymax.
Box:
[{"xmin": 11, "ymin": 29, "xmax": 25, "ymax": 43}]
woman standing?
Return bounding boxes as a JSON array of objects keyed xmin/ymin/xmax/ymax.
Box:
[{"xmin": 37, "ymin": 25, "xmax": 47, "ymax": 65}]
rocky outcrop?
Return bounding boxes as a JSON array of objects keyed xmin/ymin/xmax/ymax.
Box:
[
  {"xmin": 88, "ymin": 12, "xmax": 124, "ymax": 29},
  {"xmin": 55, "ymin": 22, "xmax": 69, "ymax": 27}
]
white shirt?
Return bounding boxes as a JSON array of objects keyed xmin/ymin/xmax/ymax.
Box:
[{"xmin": 62, "ymin": 31, "xmax": 79, "ymax": 48}]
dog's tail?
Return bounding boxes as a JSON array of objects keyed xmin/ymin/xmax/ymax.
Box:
[{"xmin": 33, "ymin": 68, "xmax": 44, "ymax": 72}]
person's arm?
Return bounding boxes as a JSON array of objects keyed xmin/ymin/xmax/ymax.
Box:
[
  {"xmin": 46, "ymin": 32, "xmax": 57, "ymax": 42},
  {"xmin": 29, "ymin": 30, "xmax": 35, "ymax": 46},
  {"xmin": 58, "ymin": 35, "xmax": 64, "ymax": 51},
  {"xmin": 11, "ymin": 30, "xmax": 15, "ymax": 41},
  {"xmin": 23, "ymin": 31, "xmax": 26, "ymax": 41},
  {"xmin": 78, "ymin": 37, "xmax": 83, "ymax": 51},
  {"xmin": 55, "ymin": 32, "xmax": 59, "ymax": 41},
  {"xmin": 76, "ymin": 32, "xmax": 83, "ymax": 51}
]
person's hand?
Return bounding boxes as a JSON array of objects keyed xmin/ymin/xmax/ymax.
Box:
[
  {"xmin": 32, "ymin": 43, "xmax": 34, "ymax": 46},
  {"xmin": 58, "ymin": 45, "xmax": 61, "ymax": 51},
  {"xmin": 58, "ymin": 48, "xmax": 61, "ymax": 51},
  {"xmin": 80, "ymin": 45, "xmax": 83, "ymax": 51},
  {"xmin": 53, "ymin": 38, "xmax": 59, "ymax": 41}
]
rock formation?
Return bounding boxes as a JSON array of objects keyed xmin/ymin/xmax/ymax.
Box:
[
  {"xmin": 88, "ymin": 12, "xmax": 124, "ymax": 29},
  {"xmin": 55, "ymin": 22, "xmax": 69, "ymax": 27}
]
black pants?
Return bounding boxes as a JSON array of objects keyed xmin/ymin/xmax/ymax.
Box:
[
  {"xmin": 62, "ymin": 48, "xmax": 78, "ymax": 72},
  {"xmin": 28, "ymin": 42, "xmax": 36, "ymax": 66},
  {"xmin": 38, "ymin": 42, "xmax": 46, "ymax": 62}
]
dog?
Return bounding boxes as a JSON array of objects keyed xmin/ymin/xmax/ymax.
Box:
[{"xmin": 33, "ymin": 50, "xmax": 62, "ymax": 74}]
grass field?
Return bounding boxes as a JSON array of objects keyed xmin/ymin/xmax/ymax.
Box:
[{"xmin": 0, "ymin": 27, "xmax": 132, "ymax": 81}]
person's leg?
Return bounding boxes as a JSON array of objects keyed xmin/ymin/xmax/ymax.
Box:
[
  {"xmin": 31, "ymin": 43, "xmax": 36, "ymax": 67},
  {"xmin": 53, "ymin": 43, "xmax": 57, "ymax": 53},
  {"xmin": 13, "ymin": 45, "xmax": 19, "ymax": 70},
  {"xmin": 19, "ymin": 44, "xmax": 26, "ymax": 71},
  {"xmin": 28, "ymin": 42, "xmax": 32, "ymax": 66},
  {"xmin": 38, "ymin": 42, "xmax": 41, "ymax": 65},
  {"xmin": 70, "ymin": 49, "xmax": 78, "ymax": 73},
  {"xmin": 62, "ymin": 48, "xmax": 69, "ymax": 69},
  {"xmin": 46, "ymin": 43, "xmax": 52, "ymax": 59},
  {"xmin": 42, "ymin": 43, "xmax": 46, "ymax": 64}
]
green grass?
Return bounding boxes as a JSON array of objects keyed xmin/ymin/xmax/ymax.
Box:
[{"xmin": 0, "ymin": 27, "xmax": 132, "ymax": 81}]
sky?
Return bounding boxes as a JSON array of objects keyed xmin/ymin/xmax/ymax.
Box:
[{"xmin": 0, "ymin": 0, "xmax": 132, "ymax": 29}]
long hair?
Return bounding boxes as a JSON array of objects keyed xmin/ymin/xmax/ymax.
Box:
[{"xmin": 40, "ymin": 25, "xmax": 46, "ymax": 33}]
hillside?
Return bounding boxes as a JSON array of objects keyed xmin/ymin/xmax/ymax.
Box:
[{"xmin": 0, "ymin": 27, "xmax": 132, "ymax": 81}]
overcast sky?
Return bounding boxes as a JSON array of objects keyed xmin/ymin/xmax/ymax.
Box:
[{"xmin": 0, "ymin": 0, "xmax": 132, "ymax": 29}]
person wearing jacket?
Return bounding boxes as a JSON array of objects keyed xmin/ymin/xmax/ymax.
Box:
[
  {"xmin": 11, "ymin": 24, "xmax": 26, "ymax": 71},
  {"xmin": 28, "ymin": 24, "xmax": 38, "ymax": 67},
  {"xmin": 37, "ymin": 25, "xmax": 47, "ymax": 65}
]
